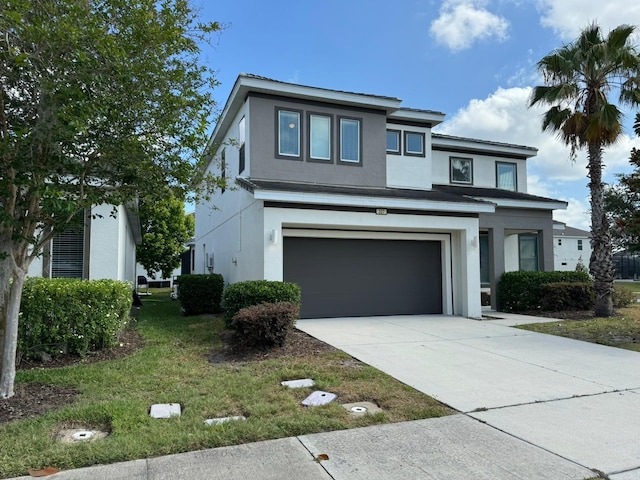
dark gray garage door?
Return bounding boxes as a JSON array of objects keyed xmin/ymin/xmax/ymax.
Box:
[{"xmin": 283, "ymin": 237, "xmax": 442, "ymax": 319}]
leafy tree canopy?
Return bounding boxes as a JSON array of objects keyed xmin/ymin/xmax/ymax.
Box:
[
  {"xmin": 605, "ymin": 113, "xmax": 640, "ymax": 252},
  {"xmin": 0, "ymin": 0, "xmax": 222, "ymax": 398},
  {"xmin": 137, "ymin": 193, "xmax": 194, "ymax": 280}
]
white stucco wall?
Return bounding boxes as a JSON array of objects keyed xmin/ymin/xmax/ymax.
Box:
[
  {"xmin": 385, "ymin": 124, "xmax": 433, "ymax": 190},
  {"xmin": 431, "ymin": 150, "xmax": 528, "ymax": 192},
  {"xmin": 504, "ymin": 233, "xmax": 520, "ymax": 272},
  {"xmin": 554, "ymin": 236, "xmax": 591, "ymax": 271}
]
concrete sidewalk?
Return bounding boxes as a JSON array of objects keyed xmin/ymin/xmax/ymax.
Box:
[{"xmin": 8, "ymin": 415, "xmax": 593, "ymax": 480}]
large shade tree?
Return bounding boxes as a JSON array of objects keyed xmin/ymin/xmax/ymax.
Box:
[
  {"xmin": 529, "ymin": 23, "xmax": 640, "ymax": 317},
  {"xmin": 0, "ymin": 0, "xmax": 222, "ymax": 398}
]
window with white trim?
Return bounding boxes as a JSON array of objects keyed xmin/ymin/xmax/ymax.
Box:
[{"xmin": 339, "ymin": 117, "xmax": 361, "ymax": 163}]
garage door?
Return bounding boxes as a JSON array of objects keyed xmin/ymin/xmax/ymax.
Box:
[{"xmin": 283, "ymin": 237, "xmax": 442, "ymax": 318}]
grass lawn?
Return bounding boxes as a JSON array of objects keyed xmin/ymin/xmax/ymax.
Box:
[
  {"xmin": 616, "ymin": 280, "xmax": 640, "ymax": 293},
  {"xmin": 0, "ymin": 293, "xmax": 452, "ymax": 479},
  {"xmin": 517, "ymin": 304, "xmax": 640, "ymax": 352}
]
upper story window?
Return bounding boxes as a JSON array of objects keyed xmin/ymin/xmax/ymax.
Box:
[
  {"xmin": 386, "ymin": 129, "xmax": 401, "ymax": 154},
  {"xmin": 450, "ymin": 157, "xmax": 473, "ymax": 185},
  {"xmin": 309, "ymin": 113, "xmax": 332, "ymax": 161},
  {"xmin": 578, "ymin": 239, "xmax": 583, "ymax": 250},
  {"xmin": 277, "ymin": 109, "xmax": 301, "ymax": 158},
  {"xmin": 238, "ymin": 116, "xmax": 246, "ymax": 174},
  {"xmin": 404, "ymin": 131, "xmax": 425, "ymax": 157},
  {"xmin": 339, "ymin": 117, "xmax": 361, "ymax": 164},
  {"xmin": 496, "ymin": 162, "xmax": 517, "ymax": 191}
]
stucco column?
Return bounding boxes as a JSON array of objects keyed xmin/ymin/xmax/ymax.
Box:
[
  {"xmin": 539, "ymin": 228, "xmax": 554, "ymax": 271},
  {"xmin": 489, "ymin": 227, "xmax": 505, "ymax": 311}
]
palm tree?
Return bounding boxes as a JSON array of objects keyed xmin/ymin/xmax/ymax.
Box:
[{"xmin": 530, "ymin": 23, "xmax": 640, "ymax": 317}]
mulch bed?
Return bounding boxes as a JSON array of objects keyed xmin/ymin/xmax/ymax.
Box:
[
  {"xmin": 517, "ymin": 310, "xmax": 597, "ymax": 320},
  {"xmin": 208, "ymin": 328, "xmax": 338, "ymax": 363}
]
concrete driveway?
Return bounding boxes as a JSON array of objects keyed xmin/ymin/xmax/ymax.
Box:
[{"xmin": 297, "ymin": 314, "xmax": 640, "ymax": 478}]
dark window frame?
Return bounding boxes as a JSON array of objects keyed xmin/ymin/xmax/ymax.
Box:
[
  {"xmin": 221, "ymin": 148, "xmax": 226, "ymax": 194},
  {"xmin": 404, "ymin": 131, "xmax": 425, "ymax": 157},
  {"xmin": 578, "ymin": 239, "xmax": 583, "ymax": 251},
  {"xmin": 307, "ymin": 112, "xmax": 333, "ymax": 163},
  {"xmin": 496, "ymin": 161, "xmax": 517, "ymax": 191},
  {"xmin": 450, "ymin": 156, "xmax": 473, "ymax": 185},
  {"xmin": 338, "ymin": 115, "xmax": 363, "ymax": 166},
  {"xmin": 518, "ymin": 234, "xmax": 539, "ymax": 272},
  {"xmin": 386, "ymin": 129, "xmax": 401, "ymax": 155},
  {"xmin": 275, "ymin": 107, "xmax": 303, "ymax": 160}
]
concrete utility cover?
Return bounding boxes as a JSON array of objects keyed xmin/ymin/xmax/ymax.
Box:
[
  {"xmin": 281, "ymin": 378, "xmax": 315, "ymax": 389},
  {"xmin": 342, "ymin": 402, "xmax": 383, "ymax": 417},
  {"xmin": 150, "ymin": 403, "xmax": 181, "ymax": 418},
  {"xmin": 204, "ymin": 416, "xmax": 246, "ymax": 426},
  {"xmin": 56, "ymin": 429, "xmax": 109, "ymax": 443},
  {"xmin": 302, "ymin": 391, "xmax": 337, "ymax": 406}
]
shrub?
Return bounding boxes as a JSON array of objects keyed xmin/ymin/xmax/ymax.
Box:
[
  {"xmin": 222, "ymin": 280, "xmax": 301, "ymax": 328},
  {"xmin": 612, "ymin": 284, "xmax": 636, "ymax": 309},
  {"xmin": 538, "ymin": 282, "xmax": 595, "ymax": 311},
  {"xmin": 498, "ymin": 271, "xmax": 592, "ymax": 312},
  {"xmin": 19, "ymin": 278, "xmax": 132, "ymax": 360},
  {"xmin": 231, "ymin": 302, "xmax": 299, "ymax": 350},
  {"xmin": 177, "ymin": 274, "xmax": 224, "ymax": 315}
]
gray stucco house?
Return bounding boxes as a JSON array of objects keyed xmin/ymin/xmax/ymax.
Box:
[{"xmin": 195, "ymin": 74, "xmax": 567, "ymax": 318}]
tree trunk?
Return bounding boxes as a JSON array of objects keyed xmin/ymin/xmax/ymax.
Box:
[
  {"xmin": 588, "ymin": 143, "xmax": 615, "ymax": 317},
  {"xmin": 0, "ymin": 233, "xmax": 27, "ymax": 399}
]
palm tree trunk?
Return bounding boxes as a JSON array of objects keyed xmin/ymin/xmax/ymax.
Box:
[{"xmin": 588, "ymin": 143, "xmax": 615, "ymax": 317}]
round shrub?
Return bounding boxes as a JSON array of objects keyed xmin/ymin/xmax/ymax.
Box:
[
  {"xmin": 231, "ymin": 302, "xmax": 299, "ymax": 350},
  {"xmin": 222, "ymin": 280, "xmax": 301, "ymax": 328}
]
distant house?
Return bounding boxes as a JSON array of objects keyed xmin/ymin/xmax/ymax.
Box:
[
  {"xmin": 28, "ymin": 203, "xmax": 142, "ymax": 283},
  {"xmin": 195, "ymin": 74, "xmax": 567, "ymax": 318},
  {"xmin": 553, "ymin": 222, "xmax": 591, "ymax": 271}
]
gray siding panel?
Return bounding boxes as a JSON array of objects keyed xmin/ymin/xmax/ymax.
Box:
[{"xmin": 284, "ymin": 237, "xmax": 442, "ymax": 318}]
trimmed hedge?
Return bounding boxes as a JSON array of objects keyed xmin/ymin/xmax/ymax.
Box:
[
  {"xmin": 19, "ymin": 278, "xmax": 132, "ymax": 359},
  {"xmin": 498, "ymin": 271, "xmax": 592, "ymax": 312},
  {"xmin": 538, "ymin": 282, "xmax": 595, "ymax": 311},
  {"xmin": 177, "ymin": 274, "xmax": 224, "ymax": 315},
  {"xmin": 222, "ymin": 280, "xmax": 301, "ymax": 328},
  {"xmin": 231, "ymin": 302, "xmax": 299, "ymax": 350}
]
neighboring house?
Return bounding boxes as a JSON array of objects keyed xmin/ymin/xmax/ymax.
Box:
[
  {"xmin": 28, "ymin": 203, "xmax": 142, "ymax": 284},
  {"xmin": 553, "ymin": 221, "xmax": 591, "ymax": 271},
  {"xmin": 195, "ymin": 74, "xmax": 567, "ymax": 318}
]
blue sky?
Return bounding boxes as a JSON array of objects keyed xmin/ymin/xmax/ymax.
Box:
[{"xmin": 198, "ymin": 0, "xmax": 640, "ymax": 230}]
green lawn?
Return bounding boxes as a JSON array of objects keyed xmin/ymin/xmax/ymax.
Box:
[
  {"xmin": 0, "ymin": 294, "xmax": 452, "ymax": 479},
  {"xmin": 616, "ymin": 280, "xmax": 640, "ymax": 293},
  {"xmin": 517, "ymin": 304, "xmax": 640, "ymax": 352}
]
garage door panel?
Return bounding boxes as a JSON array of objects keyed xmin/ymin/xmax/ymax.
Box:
[{"xmin": 283, "ymin": 237, "xmax": 442, "ymax": 318}]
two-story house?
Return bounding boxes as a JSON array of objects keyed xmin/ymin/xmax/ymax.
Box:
[{"xmin": 195, "ymin": 74, "xmax": 567, "ymax": 318}]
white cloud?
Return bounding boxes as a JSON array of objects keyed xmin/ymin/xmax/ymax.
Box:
[
  {"xmin": 537, "ymin": 0, "xmax": 640, "ymax": 40},
  {"xmin": 553, "ymin": 197, "xmax": 591, "ymax": 231},
  {"xmin": 436, "ymin": 86, "xmax": 640, "ymax": 228},
  {"xmin": 430, "ymin": 0, "xmax": 509, "ymax": 51}
]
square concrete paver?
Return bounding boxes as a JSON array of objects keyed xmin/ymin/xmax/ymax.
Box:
[
  {"xmin": 298, "ymin": 415, "xmax": 592, "ymax": 480},
  {"xmin": 470, "ymin": 391, "xmax": 640, "ymax": 475}
]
